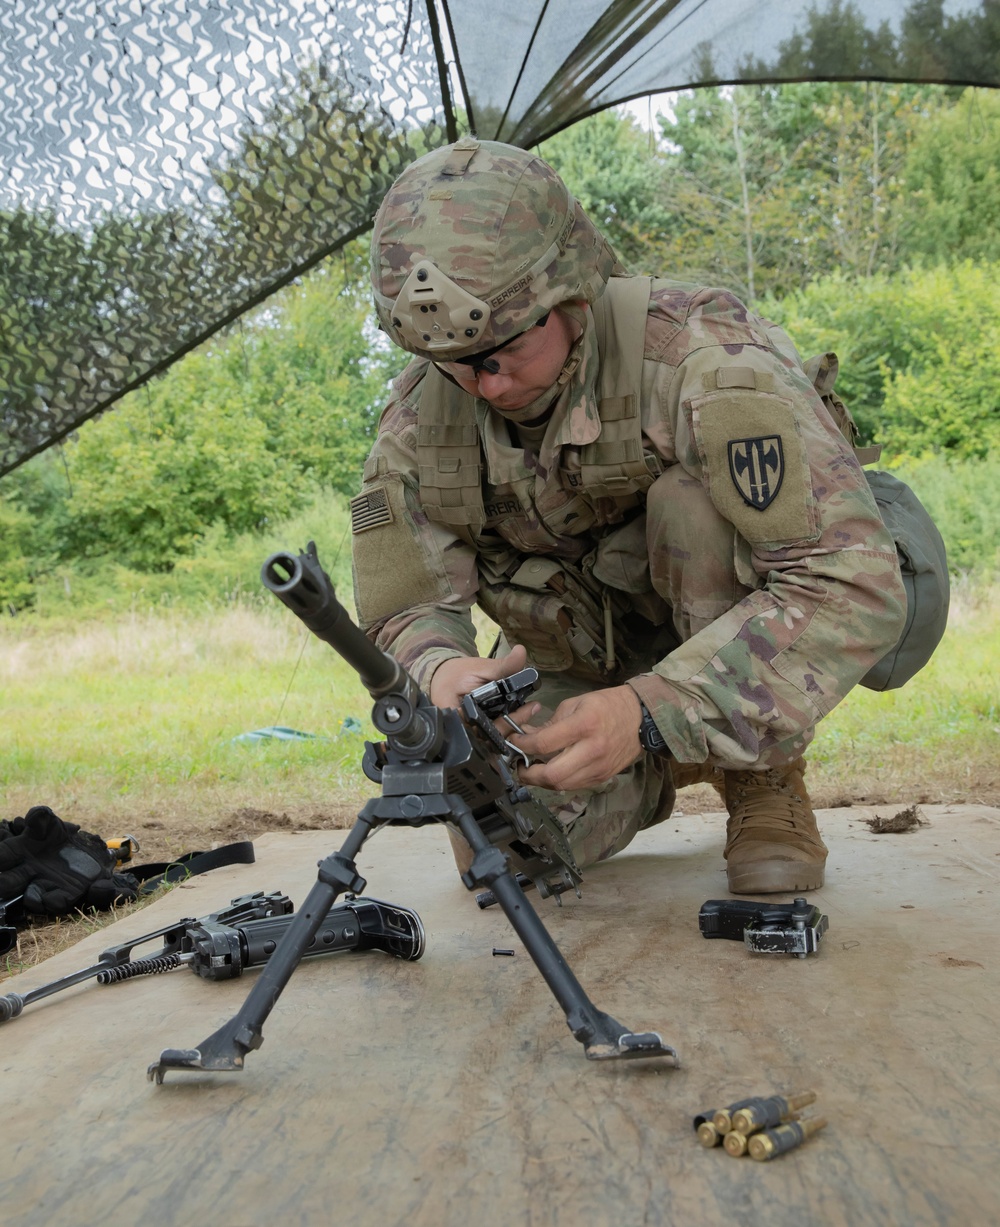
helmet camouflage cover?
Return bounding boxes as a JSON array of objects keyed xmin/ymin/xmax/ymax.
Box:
[{"xmin": 370, "ymin": 137, "xmax": 622, "ymax": 360}]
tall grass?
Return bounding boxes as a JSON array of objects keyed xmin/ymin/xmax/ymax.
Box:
[
  {"xmin": 807, "ymin": 576, "xmax": 1000, "ymax": 803},
  {"xmin": 1, "ymin": 600, "xmax": 376, "ymax": 829}
]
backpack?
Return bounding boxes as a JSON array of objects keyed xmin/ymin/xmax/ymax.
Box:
[{"xmin": 805, "ymin": 353, "xmax": 950, "ymax": 691}]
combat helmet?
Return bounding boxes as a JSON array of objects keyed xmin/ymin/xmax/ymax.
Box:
[{"xmin": 370, "ymin": 137, "xmax": 622, "ymax": 360}]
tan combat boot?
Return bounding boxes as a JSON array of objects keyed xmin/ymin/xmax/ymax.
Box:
[{"xmin": 722, "ymin": 758, "xmax": 827, "ymax": 894}]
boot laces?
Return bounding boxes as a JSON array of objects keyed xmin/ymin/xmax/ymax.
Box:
[{"xmin": 726, "ymin": 768, "xmax": 820, "ymax": 847}]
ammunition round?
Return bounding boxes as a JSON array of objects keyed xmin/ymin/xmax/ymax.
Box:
[
  {"xmin": 723, "ymin": 1131, "xmax": 749, "ymax": 1157},
  {"xmin": 748, "ymin": 1133, "xmax": 776, "ymax": 1161},
  {"xmin": 731, "ymin": 1107, "xmax": 761, "ymax": 1135},
  {"xmin": 696, "ymin": 1121, "xmax": 722, "ymax": 1148}
]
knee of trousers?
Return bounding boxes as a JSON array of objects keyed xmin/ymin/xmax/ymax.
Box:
[
  {"xmin": 445, "ymin": 754, "xmax": 675, "ymax": 879},
  {"xmin": 547, "ymin": 753, "xmax": 676, "ymax": 869}
]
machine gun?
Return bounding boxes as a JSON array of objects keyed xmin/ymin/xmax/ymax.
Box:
[
  {"xmin": 1, "ymin": 890, "xmax": 424, "ymax": 1025},
  {"xmin": 148, "ymin": 542, "xmax": 677, "ymax": 1082}
]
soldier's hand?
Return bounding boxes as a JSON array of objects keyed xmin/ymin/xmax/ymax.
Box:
[
  {"xmin": 429, "ymin": 643, "xmax": 539, "ymax": 713},
  {"xmin": 509, "ymin": 685, "xmax": 644, "ymax": 791}
]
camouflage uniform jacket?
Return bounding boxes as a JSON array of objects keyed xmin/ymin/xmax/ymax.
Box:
[{"xmin": 351, "ymin": 276, "xmax": 907, "ymax": 767}]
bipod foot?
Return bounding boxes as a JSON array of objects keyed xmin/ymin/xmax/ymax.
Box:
[
  {"xmin": 148, "ymin": 1018, "xmax": 259, "ymax": 1083},
  {"xmin": 570, "ymin": 1004, "xmax": 678, "ymax": 1063},
  {"xmin": 584, "ymin": 1029, "xmax": 679, "ymax": 1063}
]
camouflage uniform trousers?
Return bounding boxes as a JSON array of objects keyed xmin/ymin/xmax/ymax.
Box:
[{"xmin": 449, "ymin": 465, "xmax": 815, "ymax": 875}]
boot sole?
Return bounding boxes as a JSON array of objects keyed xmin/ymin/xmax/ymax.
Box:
[{"xmin": 727, "ymin": 862, "xmax": 825, "ymax": 895}]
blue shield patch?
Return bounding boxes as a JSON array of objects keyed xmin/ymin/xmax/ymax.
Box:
[{"xmin": 728, "ymin": 436, "xmax": 785, "ymax": 509}]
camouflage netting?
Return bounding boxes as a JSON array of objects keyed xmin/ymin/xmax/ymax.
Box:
[{"xmin": 2, "ymin": 0, "xmax": 998, "ymax": 476}]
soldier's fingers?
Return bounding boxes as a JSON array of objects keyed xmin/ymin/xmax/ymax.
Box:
[
  {"xmin": 501, "ymin": 700, "xmax": 541, "ymax": 729},
  {"xmin": 519, "ymin": 745, "xmax": 607, "ymax": 791},
  {"xmin": 510, "ymin": 696, "xmax": 594, "ymax": 756},
  {"xmin": 494, "ymin": 643, "xmax": 528, "ymax": 675},
  {"xmin": 509, "ymin": 720, "xmax": 573, "ymax": 760}
]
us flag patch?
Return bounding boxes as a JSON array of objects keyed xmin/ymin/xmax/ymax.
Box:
[{"xmin": 350, "ymin": 486, "xmax": 393, "ymax": 533}]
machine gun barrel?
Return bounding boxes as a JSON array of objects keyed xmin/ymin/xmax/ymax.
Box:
[{"xmin": 261, "ymin": 542, "xmax": 409, "ymax": 702}]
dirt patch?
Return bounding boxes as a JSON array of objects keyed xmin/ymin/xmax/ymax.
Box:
[
  {"xmin": 211, "ymin": 804, "xmax": 358, "ymax": 844},
  {"xmin": 53, "ymin": 798, "xmax": 366, "ymax": 865},
  {"xmin": 939, "ymin": 955, "xmax": 985, "ymax": 969}
]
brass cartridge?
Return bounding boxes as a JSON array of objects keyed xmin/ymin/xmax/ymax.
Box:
[
  {"xmin": 723, "ymin": 1130, "xmax": 750, "ymax": 1157},
  {"xmin": 711, "ymin": 1099, "xmax": 756, "ymax": 1134},
  {"xmin": 732, "ymin": 1090, "xmax": 817, "ymax": 1136},
  {"xmin": 748, "ymin": 1117, "xmax": 827, "ymax": 1161}
]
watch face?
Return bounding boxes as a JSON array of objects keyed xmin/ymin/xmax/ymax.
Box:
[{"xmin": 638, "ymin": 702, "xmax": 667, "ymax": 754}]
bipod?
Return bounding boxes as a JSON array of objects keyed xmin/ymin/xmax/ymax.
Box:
[
  {"xmin": 453, "ymin": 802, "xmax": 678, "ymax": 1063},
  {"xmin": 148, "ymin": 814, "xmax": 376, "ymax": 1082},
  {"xmin": 148, "ymin": 792, "xmax": 678, "ymax": 1083}
]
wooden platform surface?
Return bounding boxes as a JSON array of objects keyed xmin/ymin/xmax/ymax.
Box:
[{"xmin": 2, "ymin": 802, "xmax": 998, "ymax": 1227}]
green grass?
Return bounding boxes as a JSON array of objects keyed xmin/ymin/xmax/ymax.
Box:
[
  {"xmin": 806, "ymin": 577, "xmax": 1000, "ymax": 803},
  {"xmin": 0, "ymin": 604, "xmax": 378, "ymax": 845}
]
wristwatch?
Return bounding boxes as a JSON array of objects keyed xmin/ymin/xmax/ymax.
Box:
[{"xmin": 637, "ymin": 699, "xmax": 671, "ymax": 758}]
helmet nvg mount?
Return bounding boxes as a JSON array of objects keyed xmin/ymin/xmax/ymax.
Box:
[{"xmin": 371, "ymin": 137, "xmax": 621, "ymax": 361}]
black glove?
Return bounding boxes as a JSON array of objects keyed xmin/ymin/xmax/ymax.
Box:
[{"xmin": 0, "ymin": 806, "xmax": 138, "ymax": 916}]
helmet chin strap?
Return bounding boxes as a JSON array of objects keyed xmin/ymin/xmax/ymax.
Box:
[
  {"xmin": 494, "ymin": 384, "xmax": 564, "ymax": 424},
  {"xmin": 490, "ymin": 305, "xmax": 588, "ymax": 425}
]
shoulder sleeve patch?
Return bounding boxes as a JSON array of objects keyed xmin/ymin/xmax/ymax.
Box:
[
  {"xmin": 351, "ymin": 486, "xmax": 394, "ymax": 534},
  {"xmin": 352, "ymin": 475, "xmax": 453, "ymax": 625},
  {"xmin": 689, "ymin": 390, "xmax": 819, "ymax": 545}
]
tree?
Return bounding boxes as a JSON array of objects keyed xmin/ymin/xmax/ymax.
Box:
[
  {"xmin": 539, "ymin": 109, "xmax": 673, "ymax": 269},
  {"xmin": 651, "ymin": 85, "xmax": 835, "ymax": 298},
  {"xmin": 902, "ymin": 88, "xmax": 1000, "ymax": 265},
  {"xmin": 649, "ymin": 80, "xmax": 945, "ymax": 299},
  {"xmin": 878, "ymin": 263, "xmax": 1000, "ymax": 461},
  {"xmin": 764, "ymin": 262, "xmax": 1000, "ymax": 459},
  {"xmin": 745, "ymin": 0, "xmax": 897, "ymax": 79},
  {"xmin": 59, "ymin": 355, "xmax": 299, "ymax": 571},
  {"xmin": 48, "ymin": 239, "xmax": 402, "ymax": 571},
  {"xmin": 0, "ymin": 495, "xmax": 35, "ymax": 611},
  {"xmin": 240, "ymin": 247, "xmax": 404, "ymax": 494}
]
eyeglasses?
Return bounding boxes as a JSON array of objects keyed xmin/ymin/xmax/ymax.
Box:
[{"xmin": 434, "ymin": 313, "xmax": 550, "ymax": 380}]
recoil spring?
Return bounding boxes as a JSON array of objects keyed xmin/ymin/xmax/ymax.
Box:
[{"xmin": 97, "ymin": 953, "xmax": 187, "ymax": 983}]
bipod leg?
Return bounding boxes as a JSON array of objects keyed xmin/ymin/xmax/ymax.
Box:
[
  {"xmin": 455, "ymin": 804, "xmax": 678, "ymax": 1064},
  {"xmin": 148, "ymin": 814, "xmax": 375, "ymax": 1082}
]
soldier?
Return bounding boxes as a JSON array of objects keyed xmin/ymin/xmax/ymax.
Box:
[{"xmin": 351, "ymin": 137, "xmax": 907, "ymax": 894}]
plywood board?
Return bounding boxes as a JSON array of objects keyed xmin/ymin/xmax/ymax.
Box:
[{"xmin": 2, "ymin": 803, "xmax": 998, "ymax": 1226}]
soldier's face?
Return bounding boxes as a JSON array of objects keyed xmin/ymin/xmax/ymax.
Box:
[{"xmin": 440, "ymin": 308, "xmax": 579, "ymax": 413}]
